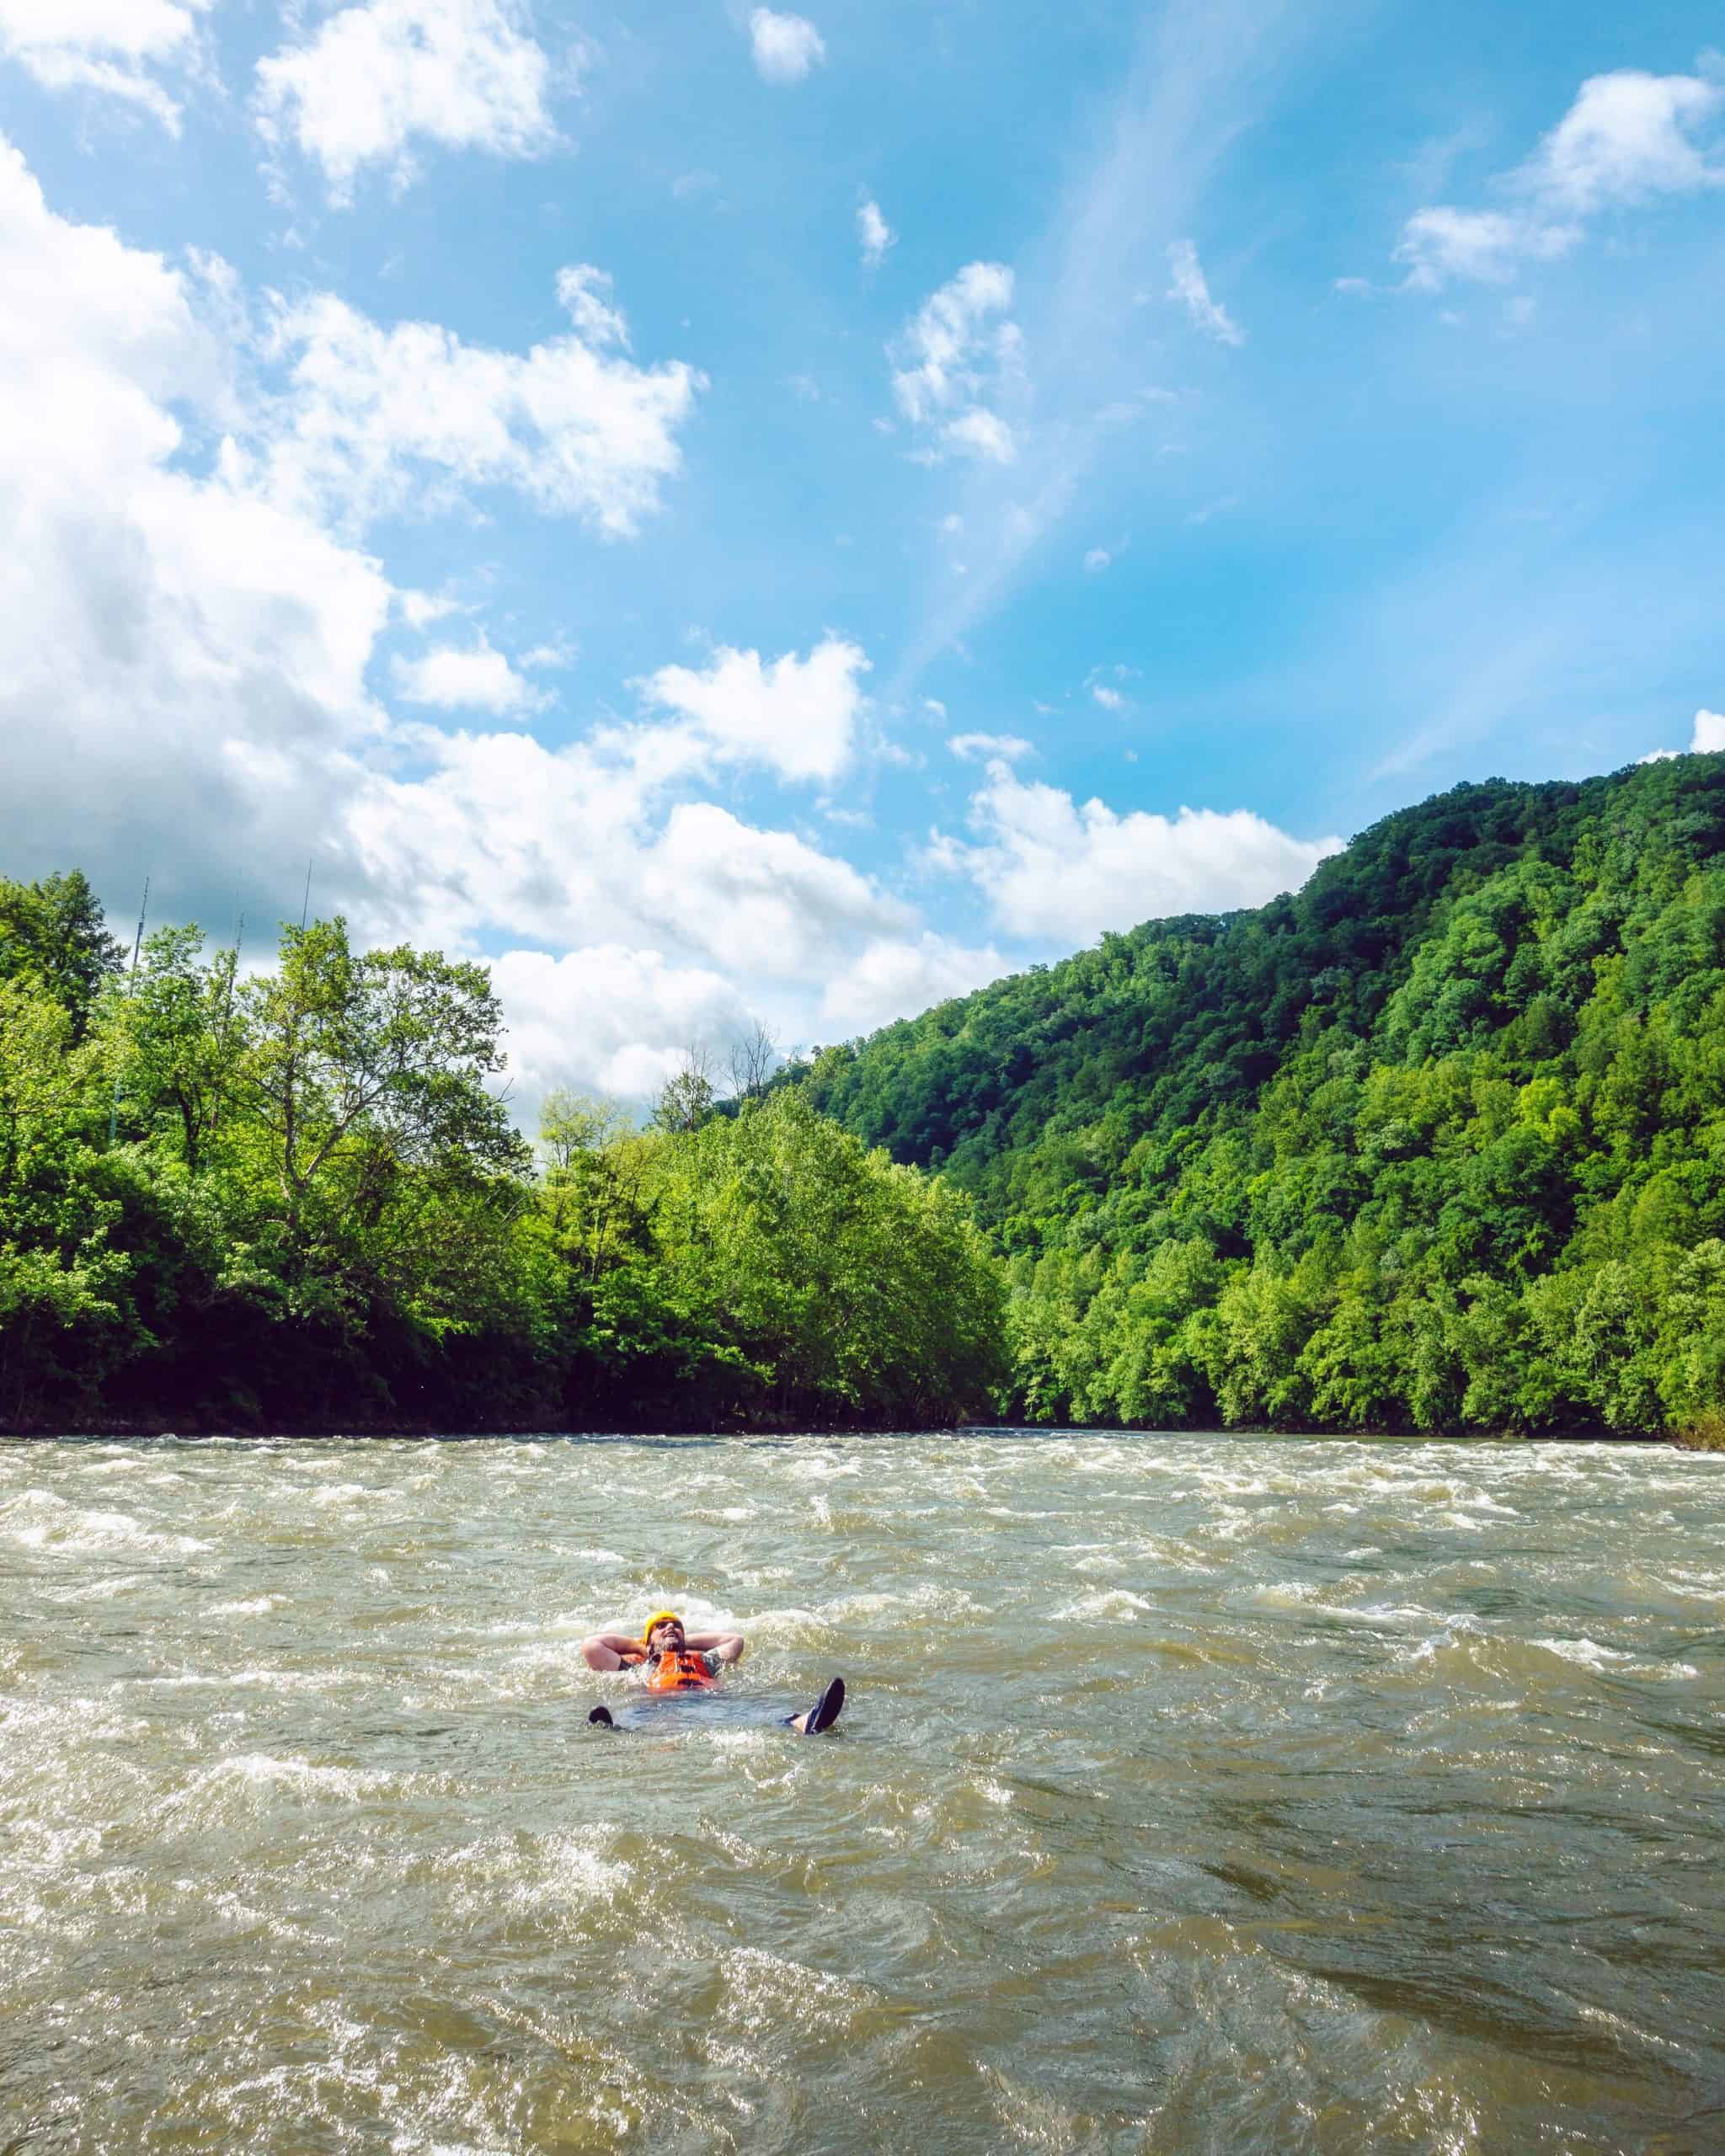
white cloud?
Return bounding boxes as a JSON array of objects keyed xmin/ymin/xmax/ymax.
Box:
[
  {"xmin": 254, "ymin": 0, "xmax": 558, "ymax": 204},
  {"xmin": 889, "ymin": 260, "xmax": 1022, "ymax": 463},
  {"xmin": 554, "ymin": 263, "xmax": 629, "ymax": 349},
  {"xmin": 941, "ymin": 764, "xmax": 1342, "ymax": 942},
  {"xmin": 491, "ymin": 944, "xmax": 745, "ymax": 1107},
  {"xmin": 1395, "ymin": 206, "xmax": 1576, "ymax": 291},
  {"xmin": 1526, "ymin": 67, "xmax": 1722, "ymax": 214},
  {"xmin": 1083, "ymin": 547, "xmax": 1111, "ymax": 574},
  {"xmin": 891, "ymin": 261, "xmax": 1015, "ymax": 420},
  {"xmin": 1694, "ymin": 708, "xmax": 1725, "ymax": 752},
  {"xmin": 0, "ymin": 0, "xmax": 211, "ymax": 128},
  {"xmin": 857, "ymin": 199, "xmax": 895, "ymax": 268},
  {"xmin": 1397, "ymin": 67, "xmax": 1723, "ymax": 290},
  {"xmin": 1651, "ymin": 707, "xmax": 1725, "ymax": 760},
  {"xmin": 748, "ymin": 8, "xmax": 825, "ymax": 84},
  {"xmin": 345, "ymin": 713, "xmax": 910, "ymax": 976},
  {"xmin": 400, "ymin": 589, "xmax": 462, "ymax": 630},
  {"xmin": 941, "ymin": 408, "xmax": 1017, "ymax": 464},
  {"xmin": 638, "ymin": 638, "xmax": 869, "ymax": 785},
  {"xmin": 0, "ymin": 134, "xmax": 1053, "ymax": 1124},
  {"xmin": 254, "ymin": 271, "xmax": 702, "ymax": 537},
  {"xmin": 948, "ymin": 733, "xmax": 1033, "ymax": 763},
  {"xmin": 0, "ymin": 134, "xmax": 391, "ymax": 926},
  {"xmin": 1165, "ymin": 238, "xmax": 1244, "ymax": 346},
  {"xmin": 818, "ymin": 934, "xmax": 1007, "ymax": 1037},
  {"xmin": 1087, "ymin": 663, "xmax": 1135, "ymax": 712},
  {"xmin": 393, "ymin": 635, "xmax": 548, "ymax": 713}
]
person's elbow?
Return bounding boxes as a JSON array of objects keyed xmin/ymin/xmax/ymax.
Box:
[
  {"xmin": 715, "ymin": 1633, "xmax": 746, "ymax": 1664},
  {"xmin": 580, "ymin": 1636, "xmax": 617, "ymax": 1670}
]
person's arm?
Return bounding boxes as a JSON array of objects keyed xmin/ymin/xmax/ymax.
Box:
[
  {"xmin": 580, "ymin": 1632, "xmax": 647, "ymax": 1671},
  {"xmin": 683, "ymin": 1630, "xmax": 745, "ymax": 1664}
]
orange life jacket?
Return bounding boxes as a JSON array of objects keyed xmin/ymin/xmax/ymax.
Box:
[{"xmin": 642, "ymin": 1647, "xmax": 717, "ymax": 1692}]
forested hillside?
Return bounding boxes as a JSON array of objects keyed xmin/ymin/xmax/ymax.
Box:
[
  {"xmin": 0, "ymin": 878, "xmax": 1004, "ymax": 1432},
  {"xmin": 789, "ymin": 756, "xmax": 1725, "ymax": 1437}
]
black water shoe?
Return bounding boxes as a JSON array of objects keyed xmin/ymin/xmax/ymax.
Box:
[
  {"xmin": 587, "ymin": 1705, "xmax": 615, "ymax": 1730},
  {"xmin": 794, "ymin": 1676, "xmax": 845, "ymax": 1735}
]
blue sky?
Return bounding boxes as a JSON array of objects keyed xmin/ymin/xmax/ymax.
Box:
[{"xmin": 3, "ymin": 0, "xmax": 1722, "ymax": 1107}]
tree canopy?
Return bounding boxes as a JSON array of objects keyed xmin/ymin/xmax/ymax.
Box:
[
  {"xmin": 0, "ymin": 899, "xmax": 1003, "ymax": 1432},
  {"xmin": 784, "ymin": 755, "xmax": 1725, "ymax": 1437}
]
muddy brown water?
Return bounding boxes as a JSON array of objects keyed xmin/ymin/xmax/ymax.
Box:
[{"xmin": 3, "ymin": 1433, "xmax": 1722, "ymax": 2153}]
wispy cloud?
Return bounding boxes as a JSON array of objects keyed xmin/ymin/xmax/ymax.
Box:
[
  {"xmin": 0, "ymin": 0, "xmax": 214, "ymax": 130},
  {"xmin": 857, "ymin": 198, "xmax": 895, "ymax": 268},
  {"xmin": 1396, "ymin": 67, "xmax": 1724, "ymax": 291},
  {"xmin": 889, "ymin": 261, "xmax": 1022, "ymax": 463},
  {"xmin": 889, "ymin": 0, "xmax": 1301, "ymax": 693},
  {"xmin": 1166, "ymin": 237, "xmax": 1244, "ymax": 344},
  {"xmin": 948, "ymin": 732, "xmax": 1033, "ymax": 763}
]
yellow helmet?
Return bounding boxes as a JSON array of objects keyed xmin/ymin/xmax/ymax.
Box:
[{"xmin": 642, "ymin": 1609, "xmax": 681, "ymax": 1646}]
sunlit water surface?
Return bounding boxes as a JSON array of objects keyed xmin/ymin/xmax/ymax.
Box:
[{"xmin": 3, "ymin": 1433, "xmax": 1723, "ymax": 2154}]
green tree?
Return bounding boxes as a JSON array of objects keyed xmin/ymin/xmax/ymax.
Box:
[
  {"xmin": 100, "ymin": 926, "xmax": 243, "ymax": 1177},
  {"xmin": 0, "ymin": 871, "xmax": 122, "ymax": 1031},
  {"xmin": 229, "ymin": 917, "xmax": 526, "ymax": 1324}
]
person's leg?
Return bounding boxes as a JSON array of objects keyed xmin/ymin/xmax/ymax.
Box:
[{"xmin": 786, "ymin": 1676, "xmax": 845, "ymax": 1734}]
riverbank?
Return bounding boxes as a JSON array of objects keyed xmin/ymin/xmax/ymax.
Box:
[{"xmin": 0, "ymin": 1410, "xmax": 1685, "ymax": 1443}]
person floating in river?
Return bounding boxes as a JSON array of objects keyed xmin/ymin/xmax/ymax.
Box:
[{"xmin": 579, "ymin": 1609, "xmax": 845, "ymax": 1734}]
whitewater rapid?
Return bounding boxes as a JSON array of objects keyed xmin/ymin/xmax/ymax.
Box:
[{"xmin": 3, "ymin": 1433, "xmax": 1722, "ymax": 2152}]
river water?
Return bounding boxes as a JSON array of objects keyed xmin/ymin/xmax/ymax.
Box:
[{"xmin": 3, "ymin": 1433, "xmax": 1722, "ymax": 2154}]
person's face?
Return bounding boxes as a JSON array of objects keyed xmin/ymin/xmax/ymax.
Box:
[{"xmin": 649, "ymin": 1620, "xmax": 685, "ymax": 1655}]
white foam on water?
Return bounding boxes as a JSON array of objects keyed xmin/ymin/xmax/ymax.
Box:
[
  {"xmin": 1657, "ymin": 1569, "xmax": 1725, "ymax": 1604},
  {"xmin": 715, "ymin": 1943, "xmax": 880, "ymax": 2038},
  {"xmin": 1331, "ymin": 1602, "xmax": 1446, "ymax": 1630},
  {"xmin": 308, "ymin": 1482, "xmax": 385, "ymax": 1506},
  {"xmin": 52, "ymin": 1571, "xmax": 153, "ymax": 1602},
  {"xmin": 1050, "ymin": 1588, "xmax": 1156, "ymax": 1622},
  {"xmin": 135, "ymin": 1665, "xmax": 337, "ymax": 1692},
  {"xmin": 787, "ymin": 1455, "xmax": 863, "ymax": 1481},
  {"xmin": 3, "ymin": 1489, "xmax": 210, "ymax": 1556},
  {"xmin": 1534, "ymin": 1636, "xmax": 1632, "ymax": 1669},
  {"xmin": 176, "ymin": 1753, "xmax": 402, "ymax": 1802},
  {"xmin": 738, "ymin": 1603, "xmax": 829, "ymax": 1640},
  {"xmin": 1250, "ymin": 1578, "xmax": 1322, "ymax": 1606},
  {"xmin": 206, "ymin": 1595, "xmax": 284, "ymax": 1617},
  {"xmin": 818, "ymin": 1580, "xmax": 983, "ymax": 1627}
]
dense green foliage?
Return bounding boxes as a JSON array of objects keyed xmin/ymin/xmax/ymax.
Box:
[
  {"xmin": 0, "ymin": 890, "xmax": 1005, "ymax": 1431},
  {"xmin": 788, "ymin": 756, "xmax": 1725, "ymax": 1436}
]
